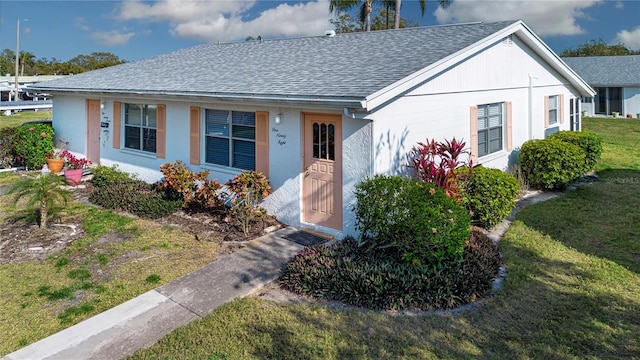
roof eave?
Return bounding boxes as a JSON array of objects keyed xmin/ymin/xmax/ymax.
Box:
[{"xmin": 25, "ymin": 86, "xmax": 366, "ymax": 109}]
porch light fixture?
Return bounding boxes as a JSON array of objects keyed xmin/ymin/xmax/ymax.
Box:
[{"xmin": 275, "ymin": 113, "xmax": 283, "ymax": 124}]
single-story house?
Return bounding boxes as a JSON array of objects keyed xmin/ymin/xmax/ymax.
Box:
[
  {"xmin": 28, "ymin": 20, "xmax": 594, "ymax": 238},
  {"xmin": 563, "ymin": 55, "xmax": 640, "ymax": 117}
]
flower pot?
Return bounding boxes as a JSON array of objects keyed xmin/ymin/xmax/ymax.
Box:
[
  {"xmin": 612, "ymin": 112, "xmax": 619, "ymax": 118},
  {"xmin": 64, "ymin": 168, "xmax": 83, "ymax": 186},
  {"xmin": 581, "ymin": 110, "xmax": 588, "ymax": 117},
  {"xmin": 46, "ymin": 158, "xmax": 64, "ymax": 173}
]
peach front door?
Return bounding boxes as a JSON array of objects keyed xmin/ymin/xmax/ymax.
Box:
[
  {"xmin": 86, "ymin": 99, "xmax": 101, "ymax": 164},
  {"xmin": 303, "ymin": 113, "xmax": 342, "ymax": 230}
]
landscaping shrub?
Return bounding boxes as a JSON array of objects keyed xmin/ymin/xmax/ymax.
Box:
[
  {"xmin": 280, "ymin": 230, "xmax": 500, "ymax": 311},
  {"xmin": 159, "ymin": 160, "xmax": 223, "ymax": 211},
  {"xmin": 91, "ymin": 165, "xmax": 134, "ymax": 187},
  {"xmin": 354, "ymin": 175, "xmax": 470, "ymax": 266},
  {"xmin": 225, "ymin": 171, "xmax": 272, "ymax": 237},
  {"xmin": 518, "ymin": 139, "xmax": 585, "ymax": 190},
  {"xmin": 549, "ymin": 130, "xmax": 602, "ymax": 173},
  {"xmin": 13, "ymin": 123, "xmax": 54, "ymax": 169},
  {"xmin": 89, "ymin": 180, "xmax": 182, "ymax": 219},
  {"xmin": 463, "ymin": 166, "xmax": 519, "ymax": 229},
  {"xmin": 407, "ymin": 137, "xmax": 473, "ymax": 201},
  {"xmin": 0, "ymin": 127, "xmax": 19, "ymax": 168}
]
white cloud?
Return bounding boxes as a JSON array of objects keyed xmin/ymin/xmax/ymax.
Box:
[
  {"xmin": 91, "ymin": 31, "xmax": 136, "ymax": 46},
  {"xmin": 75, "ymin": 17, "xmax": 90, "ymax": 31},
  {"xmin": 113, "ymin": 0, "xmax": 332, "ymax": 42},
  {"xmin": 614, "ymin": 27, "xmax": 640, "ymax": 50},
  {"xmin": 615, "ymin": 1, "xmax": 624, "ymax": 9},
  {"xmin": 434, "ymin": 0, "xmax": 602, "ymax": 37}
]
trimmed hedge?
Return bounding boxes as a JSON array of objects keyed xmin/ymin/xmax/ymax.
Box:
[
  {"xmin": 354, "ymin": 175, "xmax": 470, "ymax": 266},
  {"xmin": 463, "ymin": 167, "xmax": 519, "ymax": 229},
  {"xmin": 89, "ymin": 180, "xmax": 182, "ymax": 219},
  {"xmin": 549, "ymin": 130, "xmax": 602, "ymax": 173},
  {"xmin": 280, "ymin": 231, "xmax": 501, "ymax": 311},
  {"xmin": 91, "ymin": 165, "xmax": 135, "ymax": 188},
  {"xmin": 519, "ymin": 138, "xmax": 585, "ymax": 190}
]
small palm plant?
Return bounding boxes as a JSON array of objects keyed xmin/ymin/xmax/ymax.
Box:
[{"xmin": 7, "ymin": 173, "xmax": 71, "ymax": 228}]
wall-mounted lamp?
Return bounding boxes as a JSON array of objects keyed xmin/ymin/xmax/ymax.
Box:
[
  {"xmin": 275, "ymin": 113, "xmax": 283, "ymax": 124},
  {"xmin": 100, "ymin": 101, "xmax": 105, "ymax": 109}
]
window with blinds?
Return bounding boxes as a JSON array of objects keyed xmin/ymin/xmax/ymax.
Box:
[
  {"xmin": 204, "ymin": 109, "xmax": 256, "ymax": 170},
  {"xmin": 477, "ymin": 103, "xmax": 504, "ymax": 157},
  {"xmin": 548, "ymin": 95, "xmax": 559, "ymax": 125},
  {"xmin": 124, "ymin": 103, "xmax": 157, "ymax": 153}
]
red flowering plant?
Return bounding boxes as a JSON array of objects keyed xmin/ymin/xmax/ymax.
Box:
[
  {"xmin": 45, "ymin": 139, "xmax": 69, "ymax": 160},
  {"xmin": 62, "ymin": 150, "xmax": 92, "ymax": 169}
]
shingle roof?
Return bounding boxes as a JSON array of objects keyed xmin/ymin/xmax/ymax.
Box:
[
  {"xmin": 31, "ymin": 21, "xmax": 517, "ymax": 104},
  {"xmin": 562, "ymin": 55, "xmax": 640, "ymax": 87}
]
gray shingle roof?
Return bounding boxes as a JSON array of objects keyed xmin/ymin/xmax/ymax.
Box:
[
  {"xmin": 562, "ymin": 55, "xmax": 640, "ymax": 87},
  {"xmin": 31, "ymin": 21, "xmax": 517, "ymax": 103}
]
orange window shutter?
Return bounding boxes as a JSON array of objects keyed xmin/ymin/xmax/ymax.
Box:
[
  {"xmin": 559, "ymin": 94, "xmax": 565, "ymax": 124},
  {"xmin": 113, "ymin": 102, "xmax": 121, "ymax": 149},
  {"xmin": 189, "ymin": 107, "xmax": 201, "ymax": 165},
  {"xmin": 255, "ymin": 111, "xmax": 269, "ymax": 177},
  {"xmin": 506, "ymin": 102, "xmax": 513, "ymax": 151},
  {"xmin": 469, "ymin": 106, "xmax": 478, "ymax": 163},
  {"xmin": 544, "ymin": 96, "xmax": 550, "ymax": 128},
  {"xmin": 156, "ymin": 104, "xmax": 166, "ymax": 159}
]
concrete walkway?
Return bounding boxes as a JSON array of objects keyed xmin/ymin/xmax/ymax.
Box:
[{"xmin": 3, "ymin": 227, "xmax": 304, "ymax": 360}]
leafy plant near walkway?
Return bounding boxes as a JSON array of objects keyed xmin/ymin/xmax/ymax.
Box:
[
  {"xmin": 7, "ymin": 173, "xmax": 71, "ymax": 228},
  {"xmin": 13, "ymin": 123, "xmax": 54, "ymax": 169},
  {"xmin": 519, "ymin": 138, "xmax": 585, "ymax": 190},
  {"xmin": 225, "ymin": 171, "xmax": 271, "ymax": 237},
  {"xmin": 462, "ymin": 166, "xmax": 519, "ymax": 228}
]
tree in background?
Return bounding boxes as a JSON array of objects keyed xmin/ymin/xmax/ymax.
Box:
[
  {"xmin": 331, "ymin": 7, "xmax": 419, "ymax": 33},
  {"xmin": 394, "ymin": 0, "xmax": 449, "ymax": 29},
  {"xmin": 0, "ymin": 50, "xmax": 126, "ymax": 75},
  {"xmin": 330, "ymin": 0, "xmax": 375, "ymax": 32},
  {"xmin": 561, "ymin": 39, "xmax": 640, "ymax": 57}
]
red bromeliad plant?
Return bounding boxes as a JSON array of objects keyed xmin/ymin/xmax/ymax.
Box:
[
  {"xmin": 62, "ymin": 150, "xmax": 91, "ymax": 169},
  {"xmin": 407, "ymin": 137, "xmax": 473, "ymax": 201}
]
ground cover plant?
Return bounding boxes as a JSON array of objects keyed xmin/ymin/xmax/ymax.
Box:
[{"xmin": 128, "ymin": 117, "xmax": 640, "ymax": 358}]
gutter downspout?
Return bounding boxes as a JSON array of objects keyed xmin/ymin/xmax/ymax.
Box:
[{"xmin": 528, "ymin": 74, "xmax": 537, "ymax": 140}]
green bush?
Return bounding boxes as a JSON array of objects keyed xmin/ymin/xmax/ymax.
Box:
[
  {"xmin": 463, "ymin": 166, "xmax": 519, "ymax": 228},
  {"xmin": 13, "ymin": 124, "xmax": 54, "ymax": 169},
  {"xmin": 519, "ymin": 139, "xmax": 585, "ymax": 190},
  {"xmin": 280, "ymin": 231, "xmax": 500, "ymax": 311},
  {"xmin": 549, "ymin": 131, "xmax": 602, "ymax": 173},
  {"xmin": 0, "ymin": 127, "xmax": 18, "ymax": 168},
  {"xmin": 89, "ymin": 180, "xmax": 182, "ymax": 219},
  {"xmin": 354, "ymin": 175, "xmax": 470, "ymax": 266},
  {"xmin": 91, "ymin": 165, "xmax": 134, "ymax": 187}
]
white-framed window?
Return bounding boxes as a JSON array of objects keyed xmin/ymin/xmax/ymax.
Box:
[
  {"xmin": 124, "ymin": 103, "xmax": 157, "ymax": 153},
  {"xmin": 477, "ymin": 102, "xmax": 504, "ymax": 157},
  {"xmin": 548, "ymin": 95, "xmax": 559, "ymax": 125},
  {"xmin": 204, "ymin": 109, "xmax": 256, "ymax": 170}
]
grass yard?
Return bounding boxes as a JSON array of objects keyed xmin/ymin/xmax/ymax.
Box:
[
  {"xmin": 127, "ymin": 117, "xmax": 640, "ymax": 359},
  {"xmin": 0, "ymin": 197, "xmax": 220, "ymax": 356},
  {"xmin": 0, "ymin": 110, "xmax": 52, "ymax": 128}
]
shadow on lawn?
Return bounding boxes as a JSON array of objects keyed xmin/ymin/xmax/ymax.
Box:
[{"xmin": 515, "ymin": 168, "xmax": 640, "ymax": 275}]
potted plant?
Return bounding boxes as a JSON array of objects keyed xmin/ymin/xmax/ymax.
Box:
[
  {"xmin": 45, "ymin": 139, "xmax": 68, "ymax": 174},
  {"xmin": 612, "ymin": 112, "xmax": 620, "ymax": 118},
  {"xmin": 62, "ymin": 150, "xmax": 91, "ymax": 185}
]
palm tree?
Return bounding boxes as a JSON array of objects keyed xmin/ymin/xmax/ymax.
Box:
[
  {"xmin": 8, "ymin": 174, "xmax": 71, "ymax": 228},
  {"xmin": 330, "ymin": 0, "xmax": 374, "ymax": 32},
  {"xmin": 394, "ymin": 0, "xmax": 450, "ymax": 29},
  {"xmin": 19, "ymin": 51, "xmax": 35, "ymax": 76}
]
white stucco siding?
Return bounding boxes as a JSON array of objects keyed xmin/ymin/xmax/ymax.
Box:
[
  {"xmin": 624, "ymin": 87, "xmax": 640, "ymax": 116},
  {"xmin": 371, "ymin": 36, "xmax": 580, "ymax": 173},
  {"xmin": 51, "ymin": 95, "xmax": 88, "ymax": 154}
]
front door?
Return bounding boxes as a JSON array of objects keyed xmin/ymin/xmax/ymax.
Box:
[
  {"xmin": 303, "ymin": 113, "xmax": 343, "ymax": 230},
  {"xmin": 86, "ymin": 99, "xmax": 101, "ymax": 164}
]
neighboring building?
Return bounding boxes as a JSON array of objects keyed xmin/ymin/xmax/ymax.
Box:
[
  {"xmin": 28, "ymin": 20, "xmax": 594, "ymax": 237},
  {"xmin": 563, "ymin": 55, "xmax": 640, "ymax": 117}
]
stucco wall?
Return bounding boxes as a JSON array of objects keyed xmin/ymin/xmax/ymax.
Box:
[
  {"xmin": 370, "ymin": 36, "xmax": 579, "ymax": 174},
  {"xmin": 624, "ymin": 87, "xmax": 640, "ymax": 116},
  {"xmin": 51, "ymin": 96, "xmax": 372, "ymax": 237}
]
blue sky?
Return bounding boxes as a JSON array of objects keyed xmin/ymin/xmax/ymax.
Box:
[{"xmin": 1, "ymin": 0, "xmax": 639, "ymax": 63}]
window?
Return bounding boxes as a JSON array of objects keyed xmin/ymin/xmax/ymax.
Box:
[
  {"xmin": 477, "ymin": 103, "xmax": 504, "ymax": 157},
  {"xmin": 570, "ymin": 97, "xmax": 580, "ymax": 131},
  {"xmin": 124, "ymin": 103, "xmax": 157, "ymax": 153},
  {"xmin": 204, "ymin": 109, "xmax": 255, "ymax": 170},
  {"xmin": 548, "ymin": 95, "xmax": 559, "ymax": 125}
]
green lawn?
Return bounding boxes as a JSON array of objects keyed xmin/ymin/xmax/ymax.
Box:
[
  {"xmin": 128, "ymin": 117, "xmax": 640, "ymax": 359},
  {"xmin": 0, "ymin": 110, "xmax": 52, "ymax": 128}
]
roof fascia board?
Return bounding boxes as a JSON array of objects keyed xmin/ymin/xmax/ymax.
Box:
[
  {"xmin": 364, "ymin": 21, "xmax": 595, "ymax": 111},
  {"xmin": 24, "ymin": 87, "xmax": 364, "ymax": 109}
]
